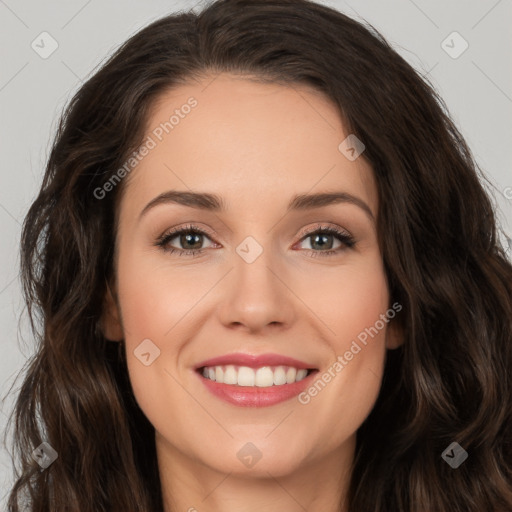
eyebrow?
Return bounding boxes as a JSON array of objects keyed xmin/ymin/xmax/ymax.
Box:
[{"xmin": 138, "ymin": 190, "xmax": 375, "ymax": 222}]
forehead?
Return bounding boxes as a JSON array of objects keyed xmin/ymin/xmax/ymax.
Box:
[{"xmin": 120, "ymin": 73, "xmax": 378, "ymax": 219}]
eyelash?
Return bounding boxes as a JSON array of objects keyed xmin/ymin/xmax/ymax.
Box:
[{"xmin": 154, "ymin": 223, "xmax": 356, "ymax": 258}]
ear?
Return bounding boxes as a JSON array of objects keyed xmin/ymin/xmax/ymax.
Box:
[
  {"xmin": 385, "ymin": 315, "xmax": 405, "ymax": 350},
  {"xmin": 99, "ymin": 279, "xmax": 124, "ymax": 342}
]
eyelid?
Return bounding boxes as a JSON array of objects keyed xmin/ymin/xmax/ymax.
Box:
[
  {"xmin": 157, "ymin": 223, "xmax": 217, "ymax": 241},
  {"xmin": 296, "ymin": 223, "xmax": 352, "ymax": 240}
]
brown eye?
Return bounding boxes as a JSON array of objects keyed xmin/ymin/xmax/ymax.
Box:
[
  {"xmin": 174, "ymin": 232, "xmax": 205, "ymax": 250},
  {"xmin": 302, "ymin": 232, "xmax": 339, "ymax": 251},
  {"xmin": 155, "ymin": 225, "xmax": 216, "ymax": 256},
  {"xmin": 296, "ymin": 226, "xmax": 356, "ymax": 257}
]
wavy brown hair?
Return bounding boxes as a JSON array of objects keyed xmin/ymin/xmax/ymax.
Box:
[{"xmin": 4, "ymin": 0, "xmax": 512, "ymax": 510}]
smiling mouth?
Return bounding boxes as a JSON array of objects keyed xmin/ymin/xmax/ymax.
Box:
[{"xmin": 196, "ymin": 365, "xmax": 318, "ymax": 387}]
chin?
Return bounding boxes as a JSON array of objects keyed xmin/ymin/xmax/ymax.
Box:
[
  {"xmin": 213, "ymin": 453, "xmax": 306, "ymax": 479},
  {"xmin": 198, "ymin": 436, "xmax": 312, "ymax": 478}
]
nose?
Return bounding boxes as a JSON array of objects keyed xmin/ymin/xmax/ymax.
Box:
[{"xmin": 216, "ymin": 248, "xmax": 296, "ymax": 334}]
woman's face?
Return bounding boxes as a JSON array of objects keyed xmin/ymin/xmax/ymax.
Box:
[{"xmin": 103, "ymin": 73, "xmax": 401, "ymax": 483}]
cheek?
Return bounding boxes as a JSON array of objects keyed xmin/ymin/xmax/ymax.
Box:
[
  {"xmin": 296, "ymin": 255, "xmax": 389, "ymax": 344},
  {"xmin": 293, "ymin": 257, "xmax": 390, "ymax": 439},
  {"xmin": 115, "ymin": 247, "xmax": 207, "ymax": 341},
  {"xmin": 114, "ymin": 251, "xmax": 187, "ymax": 414}
]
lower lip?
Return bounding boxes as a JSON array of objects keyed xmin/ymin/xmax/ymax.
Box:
[{"xmin": 195, "ymin": 369, "xmax": 318, "ymax": 407}]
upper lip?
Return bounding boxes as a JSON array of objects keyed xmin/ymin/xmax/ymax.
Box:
[{"xmin": 194, "ymin": 353, "xmax": 317, "ymax": 370}]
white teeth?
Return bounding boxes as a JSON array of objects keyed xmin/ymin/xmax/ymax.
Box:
[
  {"xmin": 273, "ymin": 366, "xmax": 287, "ymax": 385},
  {"xmin": 255, "ymin": 367, "xmax": 274, "ymax": 387},
  {"xmin": 238, "ymin": 366, "xmax": 255, "ymax": 386},
  {"xmin": 286, "ymin": 367, "xmax": 297, "ymax": 384},
  {"xmin": 224, "ymin": 365, "xmax": 237, "ymax": 385},
  {"xmin": 200, "ymin": 365, "xmax": 311, "ymax": 387},
  {"xmin": 296, "ymin": 369, "xmax": 308, "ymax": 381}
]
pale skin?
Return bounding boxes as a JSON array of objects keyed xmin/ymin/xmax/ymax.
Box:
[{"xmin": 101, "ymin": 73, "xmax": 403, "ymax": 512}]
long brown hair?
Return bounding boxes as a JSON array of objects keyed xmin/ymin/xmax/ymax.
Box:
[{"xmin": 5, "ymin": 0, "xmax": 512, "ymax": 510}]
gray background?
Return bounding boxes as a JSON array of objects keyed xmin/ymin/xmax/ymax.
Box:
[{"xmin": 1, "ymin": 0, "xmax": 511, "ymax": 505}]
